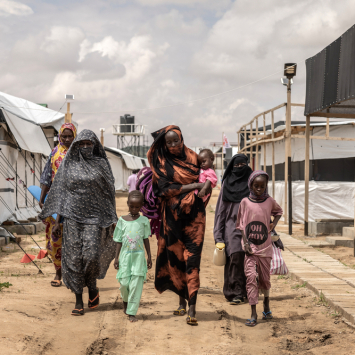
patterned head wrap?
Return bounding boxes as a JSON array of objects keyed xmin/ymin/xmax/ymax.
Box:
[
  {"xmin": 58, "ymin": 123, "xmax": 77, "ymax": 145},
  {"xmin": 248, "ymin": 170, "xmax": 270, "ymax": 201}
]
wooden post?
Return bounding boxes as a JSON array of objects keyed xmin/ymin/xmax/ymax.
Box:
[
  {"xmin": 250, "ymin": 123, "xmax": 253, "ymax": 168},
  {"xmin": 271, "ymin": 111, "xmax": 275, "ymax": 198},
  {"xmin": 263, "ymin": 113, "xmax": 266, "ymax": 171},
  {"xmin": 65, "ymin": 102, "xmax": 71, "ymax": 123},
  {"xmin": 326, "ymin": 117, "xmax": 330, "ymax": 138},
  {"xmin": 304, "ymin": 116, "xmax": 310, "ymax": 236},
  {"xmin": 100, "ymin": 128, "xmax": 105, "ymax": 146},
  {"xmin": 244, "ymin": 126, "xmax": 248, "ymax": 163},
  {"xmin": 256, "ymin": 117, "xmax": 259, "ymax": 170}
]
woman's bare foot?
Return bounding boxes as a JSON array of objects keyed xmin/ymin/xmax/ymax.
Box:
[
  {"xmin": 129, "ymin": 315, "xmax": 138, "ymax": 322},
  {"xmin": 178, "ymin": 296, "xmax": 187, "ymax": 311},
  {"xmin": 123, "ymin": 301, "xmax": 128, "ymax": 315}
]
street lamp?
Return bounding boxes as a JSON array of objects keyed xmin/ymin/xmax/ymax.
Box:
[
  {"xmin": 282, "ymin": 63, "xmax": 297, "ymax": 235},
  {"xmin": 64, "ymin": 94, "xmax": 74, "ymax": 123}
]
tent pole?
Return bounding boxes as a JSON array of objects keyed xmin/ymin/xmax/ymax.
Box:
[
  {"xmin": 304, "ymin": 116, "xmax": 310, "ymax": 236},
  {"xmin": 271, "ymin": 111, "xmax": 275, "ymax": 198},
  {"xmin": 284, "ymin": 109, "xmax": 288, "ymax": 225}
]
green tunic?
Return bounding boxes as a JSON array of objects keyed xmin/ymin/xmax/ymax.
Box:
[{"xmin": 113, "ymin": 215, "xmax": 150, "ymax": 281}]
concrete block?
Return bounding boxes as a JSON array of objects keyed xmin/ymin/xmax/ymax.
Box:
[
  {"xmin": 2, "ymin": 222, "xmax": 45, "ymax": 236},
  {"xmin": 309, "ymin": 220, "xmax": 354, "ymax": 236},
  {"xmin": 343, "ymin": 227, "xmax": 354, "ymax": 238},
  {"xmin": 326, "ymin": 236, "xmax": 354, "ymax": 248}
]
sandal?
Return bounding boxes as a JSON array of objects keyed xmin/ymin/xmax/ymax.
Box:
[
  {"xmin": 51, "ymin": 280, "xmax": 62, "ymax": 287},
  {"xmin": 186, "ymin": 315, "xmax": 198, "ymax": 326},
  {"xmin": 230, "ymin": 297, "xmax": 244, "ymax": 305},
  {"xmin": 262, "ymin": 311, "xmax": 273, "ymax": 320},
  {"xmin": 88, "ymin": 288, "xmax": 100, "ymax": 309},
  {"xmin": 245, "ymin": 318, "xmax": 257, "ymax": 327},
  {"xmin": 173, "ymin": 308, "xmax": 186, "ymax": 316},
  {"xmin": 71, "ymin": 309, "xmax": 84, "ymax": 316}
]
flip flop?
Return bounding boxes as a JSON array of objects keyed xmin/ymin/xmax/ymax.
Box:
[
  {"xmin": 71, "ymin": 309, "xmax": 84, "ymax": 316},
  {"xmin": 173, "ymin": 308, "xmax": 186, "ymax": 316},
  {"xmin": 245, "ymin": 318, "xmax": 257, "ymax": 327},
  {"xmin": 88, "ymin": 288, "xmax": 100, "ymax": 309},
  {"xmin": 262, "ymin": 311, "xmax": 273, "ymax": 320},
  {"xmin": 186, "ymin": 315, "xmax": 198, "ymax": 326},
  {"xmin": 230, "ymin": 297, "xmax": 244, "ymax": 305},
  {"xmin": 51, "ymin": 280, "xmax": 62, "ymax": 287}
]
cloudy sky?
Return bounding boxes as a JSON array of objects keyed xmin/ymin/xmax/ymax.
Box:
[{"xmin": 1, "ymin": 0, "xmax": 354, "ymax": 148}]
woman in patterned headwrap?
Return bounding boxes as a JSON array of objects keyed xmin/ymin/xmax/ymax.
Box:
[
  {"xmin": 40, "ymin": 130, "xmax": 118, "ymax": 316},
  {"xmin": 147, "ymin": 125, "xmax": 210, "ymax": 326},
  {"xmin": 39, "ymin": 123, "xmax": 77, "ymax": 287}
]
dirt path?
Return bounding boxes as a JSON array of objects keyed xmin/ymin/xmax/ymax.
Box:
[{"xmin": 1, "ymin": 191, "xmax": 355, "ymax": 354}]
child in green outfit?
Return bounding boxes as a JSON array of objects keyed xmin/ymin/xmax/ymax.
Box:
[{"xmin": 113, "ymin": 190, "xmax": 152, "ymax": 322}]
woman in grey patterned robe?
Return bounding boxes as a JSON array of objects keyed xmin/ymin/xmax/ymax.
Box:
[{"xmin": 40, "ymin": 129, "xmax": 118, "ymax": 316}]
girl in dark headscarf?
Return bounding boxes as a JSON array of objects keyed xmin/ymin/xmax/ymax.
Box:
[
  {"xmin": 40, "ymin": 130, "xmax": 118, "ymax": 316},
  {"xmin": 213, "ymin": 153, "xmax": 253, "ymax": 304},
  {"xmin": 147, "ymin": 125, "xmax": 209, "ymax": 326}
]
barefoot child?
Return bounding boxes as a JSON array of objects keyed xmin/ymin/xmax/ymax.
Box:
[
  {"xmin": 113, "ymin": 190, "xmax": 152, "ymax": 322},
  {"xmin": 195, "ymin": 149, "xmax": 218, "ymax": 201},
  {"xmin": 236, "ymin": 171, "xmax": 283, "ymax": 327}
]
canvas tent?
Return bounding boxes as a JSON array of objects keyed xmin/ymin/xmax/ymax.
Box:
[
  {"xmin": 0, "ymin": 91, "xmax": 66, "ymax": 224},
  {"xmin": 258, "ymin": 120, "xmax": 355, "ymax": 223},
  {"xmin": 104, "ymin": 147, "xmax": 149, "ymax": 191}
]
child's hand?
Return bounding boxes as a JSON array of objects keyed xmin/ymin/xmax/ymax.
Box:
[
  {"xmin": 269, "ymin": 223, "xmax": 274, "ymax": 233},
  {"xmin": 198, "ymin": 188, "xmax": 207, "ymax": 198},
  {"xmin": 147, "ymin": 257, "xmax": 152, "ymax": 269},
  {"xmin": 114, "ymin": 258, "xmax": 119, "ymax": 270},
  {"xmin": 244, "ymin": 243, "xmax": 253, "ymax": 256}
]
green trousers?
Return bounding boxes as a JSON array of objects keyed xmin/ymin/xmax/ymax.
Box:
[{"xmin": 119, "ymin": 275, "xmax": 145, "ymax": 316}]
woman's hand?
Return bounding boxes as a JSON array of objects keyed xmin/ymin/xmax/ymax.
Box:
[
  {"xmin": 39, "ymin": 202, "xmax": 44, "ymax": 210},
  {"xmin": 52, "ymin": 222, "xmax": 61, "ymax": 237},
  {"xmin": 114, "ymin": 258, "xmax": 119, "ymax": 270},
  {"xmin": 244, "ymin": 243, "xmax": 253, "ymax": 256},
  {"xmin": 147, "ymin": 257, "xmax": 152, "ymax": 269},
  {"xmin": 269, "ymin": 223, "xmax": 274, "ymax": 233}
]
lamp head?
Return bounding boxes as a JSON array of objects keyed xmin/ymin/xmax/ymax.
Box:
[{"xmin": 284, "ymin": 63, "xmax": 297, "ymax": 79}]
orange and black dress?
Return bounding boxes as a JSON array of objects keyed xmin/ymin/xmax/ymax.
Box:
[{"xmin": 147, "ymin": 125, "xmax": 206, "ymax": 305}]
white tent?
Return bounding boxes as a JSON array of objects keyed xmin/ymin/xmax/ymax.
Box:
[
  {"xmin": 0, "ymin": 91, "xmax": 66, "ymax": 224},
  {"xmin": 105, "ymin": 147, "xmax": 149, "ymax": 191},
  {"xmin": 260, "ymin": 121, "xmax": 355, "ymax": 223}
]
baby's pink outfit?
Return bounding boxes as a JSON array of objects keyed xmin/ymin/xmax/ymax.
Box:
[
  {"xmin": 195, "ymin": 168, "xmax": 218, "ymax": 202},
  {"xmin": 236, "ymin": 197, "xmax": 283, "ymax": 305}
]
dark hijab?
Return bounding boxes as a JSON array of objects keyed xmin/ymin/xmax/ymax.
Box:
[
  {"xmin": 39, "ymin": 129, "xmax": 118, "ymax": 228},
  {"xmin": 222, "ymin": 153, "xmax": 253, "ymax": 203}
]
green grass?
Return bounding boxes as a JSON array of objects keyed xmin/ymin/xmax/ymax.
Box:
[
  {"xmin": 292, "ymin": 282, "xmax": 307, "ymax": 290},
  {"xmin": 0, "ymin": 282, "xmax": 12, "ymax": 291},
  {"xmin": 277, "ymin": 275, "xmax": 286, "ymax": 280}
]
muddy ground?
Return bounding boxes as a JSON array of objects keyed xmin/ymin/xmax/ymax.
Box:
[{"xmin": 1, "ymin": 191, "xmax": 354, "ymax": 355}]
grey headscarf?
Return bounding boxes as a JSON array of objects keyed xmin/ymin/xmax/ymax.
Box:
[{"xmin": 39, "ymin": 129, "xmax": 118, "ymax": 227}]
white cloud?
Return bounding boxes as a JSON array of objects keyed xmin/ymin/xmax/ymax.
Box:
[{"xmin": 0, "ymin": 0, "xmax": 33, "ymax": 16}]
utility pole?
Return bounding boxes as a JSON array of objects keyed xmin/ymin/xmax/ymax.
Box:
[
  {"xmin": 64, "ymin": 94, "xmax": 74, "ymax": 123},
  {"xmin": 100, "ymin": 128, "xmax": 105, "ymax": 146},
  {"xmin": 283, "ymin": 63, "xmax": 297, "ymax": 235}
]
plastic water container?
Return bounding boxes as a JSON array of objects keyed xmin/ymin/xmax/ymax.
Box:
[{"xmin": 213, "ymin": 247, "xmax": 226, "ymax": 266}]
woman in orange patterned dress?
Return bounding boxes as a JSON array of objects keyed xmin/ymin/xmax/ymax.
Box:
[{"xmin": 147, "ymin": 125, "xmax": 210, "ymax": 325}]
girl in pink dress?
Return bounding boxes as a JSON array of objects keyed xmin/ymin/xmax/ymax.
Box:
[
  {"xmin": 195, "ymin": 149, "xmax": 218, "ymax": 202},
  {"xmin": 236, "ymin": 170, "xmax": 283, "ymax": 327}
]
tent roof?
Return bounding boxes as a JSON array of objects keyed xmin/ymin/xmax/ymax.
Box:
[
  {"xmin": 0, "ymin": 91, "xmax": 66, "ymax": 131},
  {"xmin": 105, "ymin": 147, "xmax": 149, "ymax": 170},
  {"xmin": 305, "ymin": 24, "xmax": 355, "ymax": 118}
]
